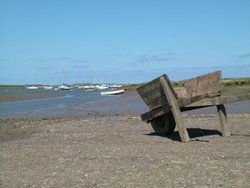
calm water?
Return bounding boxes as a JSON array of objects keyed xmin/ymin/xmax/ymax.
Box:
[
  {"xmin": 0, "ymin": 89, "xmax": 116, "ymax": 118},
  {"xmin": 1, "ymin": 89, "xmax": 249, "ymax": 119}
]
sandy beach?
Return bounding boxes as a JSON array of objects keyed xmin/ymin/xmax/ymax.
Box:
[{"xmin": 1, "ymin": 92, "xmax": 250, "ymax": 187}]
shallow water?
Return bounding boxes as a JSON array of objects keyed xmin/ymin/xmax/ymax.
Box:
[
  {"xmin": 1, "ymin": 89, "xmax": 249, "ymax": 119},
  {"xmin": 0, "ymin": 89, "xmax": 116, "ymax": 118}
]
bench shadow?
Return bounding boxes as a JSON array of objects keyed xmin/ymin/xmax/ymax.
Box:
[{"xmin": 146, "ymin": 128, "xmax": 222, "ymax": 142}]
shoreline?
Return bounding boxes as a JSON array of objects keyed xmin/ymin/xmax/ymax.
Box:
[{"xmin": 1, "ymin": 91, "xmax": 250, "ymax": 119}]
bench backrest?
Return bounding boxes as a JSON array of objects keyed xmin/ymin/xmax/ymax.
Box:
[
  {"xmin": 183, "ymin": 71, "xmax": 221, "ymax": 98},
  {"xmin": 137, "ymin": 71, "xmax": 222, "ymax": 110}
]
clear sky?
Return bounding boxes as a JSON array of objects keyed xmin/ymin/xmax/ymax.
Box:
[{"xmin": 1, "ymin": 0, "xmax": 250, "ymax": 84}]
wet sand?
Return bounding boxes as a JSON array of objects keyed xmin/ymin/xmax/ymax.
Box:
[{"xmin": 0, "ymin": 93, "xmax": 64, "ymax": 103}]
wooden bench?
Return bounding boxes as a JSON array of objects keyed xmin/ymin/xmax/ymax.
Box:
[{"xmin": 137, "ymin": 71, "xmax": 250, "ymax": 142}]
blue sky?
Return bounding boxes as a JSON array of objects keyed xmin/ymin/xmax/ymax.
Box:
[{"xmin": 0, "ymin": 0, "xmax": 250, "ymax": 84}]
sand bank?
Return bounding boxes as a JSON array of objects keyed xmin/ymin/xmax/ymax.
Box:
[{"xmin": 0, "ymin": 93, "xmax": 64, "ymax": 103}]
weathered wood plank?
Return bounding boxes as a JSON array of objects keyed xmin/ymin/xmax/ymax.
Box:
[
  {"xmin": 137, "ymin": 75, "xmax": 168, "ymax": 109},
  {"xmin": 174, "ymin": 87, "xmax": 189, "ymax": 98},
  {"xmin": 160, "ymin": 76, "xmax": 190, "ymax": 142},
  {"xmin": 185, "ymin": 94, "xmax": 250, "ymax": 107},
  {"xmin": 141, "ymin": 94, "xmax": 221, "ymax": 122},
  {"xmin": 184, "ymin": 71, "xmax": 221, "ymax": 97},
  {"xmin": 163, "ymin": 74, "xmax": 178, "ymax": 99},
  {"xmin": 137, "ymin": 74, "xmax": 178, "ymax": 110},
  {"xmin": 141, "ymin": 94, "xmax": 250, "ymax": 122},
  {"xmin": 217, "ymin": 104, "xmax": 230, "ymax": 137},
  {"xmin": 177, "ymin": 93, "xmax": 219, "ymax": 107},
  {"xmin": 141, "ymin": 104, "xmax": 170, "ymax": 122}
]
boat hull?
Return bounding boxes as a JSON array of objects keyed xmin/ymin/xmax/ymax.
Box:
[{"xmin": 101, "ymin": 89, "xmax": 125, "ymax": 96}]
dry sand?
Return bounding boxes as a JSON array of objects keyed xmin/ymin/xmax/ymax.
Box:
[
  {"xmin": 0, "ymin": 91, "xmax": 250, "ymax": 187},
  {"xmin": 1, "ymin": 114, "xmax": 250, "ymax": 187}
]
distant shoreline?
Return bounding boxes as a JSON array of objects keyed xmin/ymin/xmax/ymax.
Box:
[
  {"xmin": 0, "ymin": 93, "xmax": 64, "ymax": 103},
  {"xmin": 0, "ymin": 77, "xmax": 249, "ymax": 90}
]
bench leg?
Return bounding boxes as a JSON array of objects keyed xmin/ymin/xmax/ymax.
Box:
[
  {"xmin": 171, "ymin": 106, "xmax": 190, "ymax": 142},
  {"xmin": 160, "ymin": 77, "xmax": 190, "ymax": 142},
  {"xmin": 216, "ymin": 104, "xmax": 230, "ymax": 137}
]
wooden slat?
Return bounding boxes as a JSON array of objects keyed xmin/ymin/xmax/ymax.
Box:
[
  {"xmin": 163, "ymin": 74, "xmax": 178, "ymax": 99},
  {"xmin": 141, "ymin": 104, "xmax": 170, "ymax": 122},
  {"xmin": 160, "ymin": 77, "xmax": 190, "ymax": 142},
  {"xmin": 177, "ymin": 93, "xmax": 219, "ymax": 108},
  {"xmin": 137, "ymin": 75, "xmax": 169, "ymax": 109},
  {"xmin": 217, "ymin": 105, "xmax": 230, "ymax": 137},
  {"xmin": 174, "ymin": 87, "xmax": 189, "ymax": 98},
  {"xmin": 184, "ymin": 71, "xmax": 221, "ymax": 97},
  {"xmin": 185, "ymin": 94, "xmax": 250, "ymax": 107},
  {"xmin": 141, "ymin": 94, "xmax": 250, "ymax": 122}
]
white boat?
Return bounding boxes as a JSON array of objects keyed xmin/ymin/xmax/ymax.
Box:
[
  {"xmin": 109, "ymin": 84, "xmax": 122, "ymax": 88},
  {"xmin": 44, "ymin": 86, "xmax": 53, "ymax": 90},
  {"xmin": 57, "ymin": 84, "xmax": 71, "ymax": 90},
  {"xmin": 83, "ymin": 85, "xmax": 97, "ymax": 91},
  {"xmin": 96, "ymin": 85, "xmax": 109, "ymax": 90},
  {"xmin": 101, "ymin": 89, "xmax": 125, "ymax": 96},
  {"xmin": 26, "ymin": 86, "xmax": 39, "ymax": 90}
]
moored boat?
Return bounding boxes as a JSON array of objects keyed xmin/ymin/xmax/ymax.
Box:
[
  {"xmin": 96, "ymin": 85, "xmax": 109, "ymax": 90},
  {"xmin": 57, "ymin": 84, "xmax": 72, "ymax": 90},
  {"xmin": 43, "ymin": 86, "xmax": 53, "ymax": 90},
  {"xmin": 100, "ymin": 89, "xmax": 125, "ymax": 96},
  {"xmin": 83, "ymin": 85, "xmax": 97, "ymax": 92},
  {"xmin": 26, "ymin": 86, "xmax": 39, "ymax": 90}
]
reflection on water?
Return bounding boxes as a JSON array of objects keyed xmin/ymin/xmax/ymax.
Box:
[{"xmin": 0, "ymin": 89, "xmax": 115, "ymax": 118}]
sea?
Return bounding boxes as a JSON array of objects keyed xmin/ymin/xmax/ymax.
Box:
[{"xmin": 0, "ymin": 89, "xmax": 117, "ymax": 118}]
